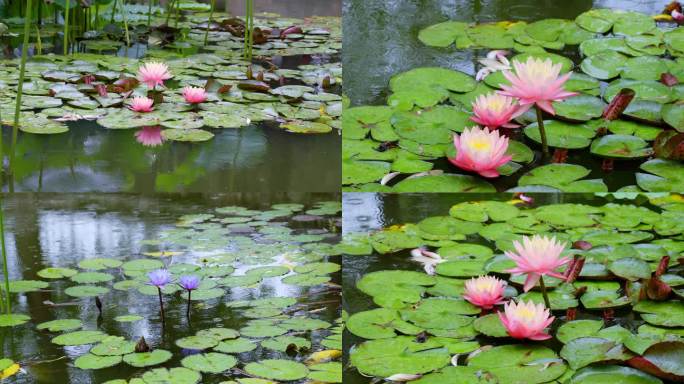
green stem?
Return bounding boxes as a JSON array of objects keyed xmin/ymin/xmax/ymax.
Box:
[
  {"xmin": 95, "ymin": 4, "xmax": 99, "ymax": 30},
  {"xmin": 63, "ymin": 0, "xmax": 70, "ymax": 55},
  {"xmin": 539, "ymin": 275, "xmax": 551, "ymax": 309},
  {"xmin": 174, "ymin": 0, "xmax": 179, "ymax": 28},
  {"xmin": 186, "ymin": 290, "xmax": 191, "ymax": 318},
  {"xmin": 110, "ymin": 0, "xmax": 117, "ymax": 24},
  {"xmin": 121, "ymin": 0, "xmax": 129, "ymax": 47},
  {"xmin": 10, "ymin": 0, "xmax": 33, "ymax": 174},
  {"xmin": 165, "ymin": 0, "xmax": 174, "ymax": 24},
  {"xmin": 0, "ymin": 195, "xmax": 11, "ymax": 314},
  {"xmin": 203, "ymin": 0, "xmax": 215, "ymax": 46},
  {"xmin": 157, "ymin": 287, "xmax": 165, "ymax": 324},
  {"xmin": 147, "ymin": 0, "xmax": 152, "ymax": 29},
  {"xmin": 535, "ymin": 105, "xmax": 549, "ymax": 156}
]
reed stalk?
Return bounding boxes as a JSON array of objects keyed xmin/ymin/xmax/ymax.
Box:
[
  {"xmin": 203, "ymin": 0, "xmax": 215, "ymax": 46},
  {"xmin": 63, "ymin": 0, "xmax": 70, "ymax": 55},
  {"xmin": 10, "ymin": 0, "xmax": 33, "ymax": 173},
  {"xmin": 0, "ymin": 196, "xmax": 11, "ymax": 314}
]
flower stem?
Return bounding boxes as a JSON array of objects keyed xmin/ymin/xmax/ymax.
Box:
[
  {"xmin": 186, "ymin": 290, "xmax": 191, "ymax": 319},
  {"xmin": 203, "ymin": 0, "xmax": 215, "ymax": 47},
  {"xmin": 157, "ymin": 287, "xmax": 165, "ymax": 324},
  {"xmin": 535, "ymin": 105, "xmax": 549, "ymax": 156},
  {"xmin": 539, "ymin": 276, "xmax": 551, "ymax": 309}
]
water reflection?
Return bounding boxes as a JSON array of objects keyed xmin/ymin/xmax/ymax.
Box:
[{"xmin": 3, "ymin": 124, "xmax": 340, "ymax": 193}]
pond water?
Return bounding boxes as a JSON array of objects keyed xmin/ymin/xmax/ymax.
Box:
[
  {"xmin": 342, "ymin": 0, "xmax": 684, "ymax": 192},
  {"xmin": 0, "ymin": 193, "xmax": 342, "ymax": 383},
  {"xmin": 342, "ymin": 192, "xmax": 684, "ymax": 384},
  {"xmin": 1, "ymin": 0, "xmax": 341, "ymax": 193}
]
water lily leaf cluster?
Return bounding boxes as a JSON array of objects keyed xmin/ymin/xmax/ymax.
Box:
[
  {"xmin": 345, "ymin": 194, "xmax": 684, "ymax": 383},
  {"xmin": 343, "ymin": 8, "xmax": 684, "ymax": 192},
  {"xmin": 4, "ymin": 200, "xmax": 343, "ymax": 383}
]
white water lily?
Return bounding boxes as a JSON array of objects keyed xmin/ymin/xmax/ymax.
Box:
[
  {"xmin": 54, "ymin": 112, "xmax": 105, "ymax": 122},
  {"xmin": 475, "ymin": 50, "xmax": 511, "ymax": 81},
  {"xmin": 410, "ymin": 247, "xmax": 444, "ymax": 275},
  {"xmin": 385, "ymin": 373, "xmax": 423, "ymax": 382}
]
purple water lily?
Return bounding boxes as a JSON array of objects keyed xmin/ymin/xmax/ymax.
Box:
[
  {"xmin": 178, "ymin": 275, "xmax": 200, "ymax": 291},
  {"xmin": 147, "ymin": 269, "xmax": 171, "ymax": 324},
  {"xmin": 179, "ymin": 275, "xmax": 200, "ymax": 319},
  {"xmin": 147, "ymin": 269, "xmax": 172, "ymax": 288}
]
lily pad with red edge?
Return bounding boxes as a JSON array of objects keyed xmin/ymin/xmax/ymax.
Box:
[{"xmin": 590, "ymin": 134, "xmax": 653, "ymax": 159}]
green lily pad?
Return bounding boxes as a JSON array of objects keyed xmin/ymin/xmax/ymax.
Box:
[
  {"xmin": 74, "ymin": 354, "xmax": 122, "ymax": 370},
  {"xmin": 122, "ymin": 349, "xmax": 173, "ymax": 367},
  {"xmin": 357, "ymin": 270, "xmax": 435, "ymax": 309},
  {"xmin": 37, "ymin": 318, "xmax": 83, "ymax": 332},
  {"xmin": 162, "ymin": 128, "xmax": 214, "ymax": 142},
  {"xmin": 468, "ymin": 344, "xmax": 567, "ymax": 383},
  {"xmin": 517, "ymin": 163, "xmax": 607, "ymax": 192},
  {"xmin": 524, "ymin": 120, "xmax": 596, "ymax": 149},
  {"xmin": 557, "ymin": 320, "xmax": 605, "ymax": 344},
  {"xmin": 52, "ymin": 330, "xmax": 108, "ymax": 346},
  {"xmin": 0, "ymin": 313, "xmax": 30, "ymax": 327},
  {"xmin": 560, "ymin": 337, "xmax": 633, "ymax": 370},
  {"xmin": 581, "ymin": 51, "xmax": 627, "ymax": 80},
  {"xmin": 608, "ymin": 257, "xmax": 652, "ymax": 281},
  {"xmin": 37, "ymin": 267, "xmax": 77, "ymax": 279},
  {"xmin": 569, "ymin": 365, "xmax": 663, "ymax": 384},
  {"xmin": 553, "ymin": 95, "xmax": 606, "ymax": 122},
  {"xmin": 70, "ymin": 272, "xmax": 114, "ymax": 284},
  {"xmin": 214, "ymin": 338, "xmax": 258, "ymax": 353},
  {"xmin": 244, "ymin": 359, "xmax": 309, "ymax": 381},
  {"xmin": 350, "ymin": 336, "xmax": 451, "ymax": 377},
  {"xmin": 8, "ymin": 279, "xmax": 49, "ymax": 293},
  {"xmin": 90, "ymin": 338, "xmax": 137, "ymax": 356},
  {"xmin": 78, "ymin": 258, "xmax": 123, "ymax": 270},
  {"xmin": 140, "ymin": 367, "xmax": 201, "ymax": 384},
  {"xmin": 65, "ymin": 285, "xmax": 110, "ymax": 298},
  {"xmin": 176, "ymin": 335, "xmax": 219, "ymax": 350},
  {"xmin": 590, "ymin": 134, "xmax": 653, "ymax": 159},
  {"xmin": 393, "ymin": 174, "xmax": 495, "ymax": 193},
  {"xmin": 180, "ymin": 352, "xmax": 237, "ymax": 373}
]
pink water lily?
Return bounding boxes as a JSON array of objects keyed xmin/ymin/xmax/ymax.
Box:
[
  {"xmin": 129, "ymin": 96, "xmax": 155, "ymax": 113},
  {"xmin": 505, "ymin": 235, "xmax": 569, "ymax": 292},
  {"xmin": 471, "ymin": 93, "xmax": 524, "ymax": 129},
  {"xmin": 463, "ymin": 275, "xmax": 507, "ymax": 310},
  {"xmin": 498, "ymin": 300, "xmax": 554, "ymax": 340},
  {"xmin": 137, "ymin": 61, "xmax": 172, "ymax": 89},
  {"xmin": 182, "ymin": 86, "xmax": 208, "ymax": 104},
  {"xmin": 135, "ymin": 127, "xmax": 165, "ymax": 147},
  {"xmin": 498, "ymin": 57, "xmax": 577, "ymax": 115},
  {"xmin": 448, "ymin": 126, "xmax": 512, "ymax": 178}
]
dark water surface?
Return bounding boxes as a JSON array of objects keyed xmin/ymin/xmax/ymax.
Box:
[{"xmin": 0, "ymin": 193, "xmax": 341, "ymax": 383}]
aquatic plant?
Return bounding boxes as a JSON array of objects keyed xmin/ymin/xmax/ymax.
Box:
[
  {"xmin": 475, "ymin": 50, "xmax": 511, "ymax": 81},
  {"xmin": 136, "ymin": 62, "xmax": 172, "ymax": 91},
  {"xmin": 63, "ymin": 0, "xmax": 71, "ymax": 56},
  {"xmin": 182, "ymin": 86, "xmax": 208, "ymax": 105},
  {"xmin": 505, "ymin": 235, "xmax": 569, "ymax": 308},
  {"xmin": 129, "ymin": 96, "xmax": 155, "ymax": 113},
  {"xmin": 498, "ymin": 299, "xmax": 554, "ymax": 340},
  {"xmin": 203, "ymin": 0, "xmax": 216, "ymax": 46},
  {"xmin": 471, "ymin": 93, "xmax": 522, "ymax": 129},
  {"xmin": 499, "ymin": 57, "xmax": 578, "ymax": 155},
  {"xmin": 147, "ymin": 268, "xmax": 171, "ymax": 324},
  {"xmin": 10, "ymin": 0, "xmax": 34, "ymax": 173},
  {"xmin": 463, "ymin": 275, "xmax": 507, "ymax": 310},
  {"xmin": 178, "ymin": 275, "xmax": 200, "ymax": 318},
  {"xmin": 0, "ymin": 198, "xmax": 10, "ymax": 314},
  {"xmin": 448, "ymin": 126, "xmax": 512, "ymax": 178},
  {"xmin": 244, "ymin": 0, "xmax": 254, "ymax": 60},
  {"xmin": 135, "ymin": 126, "xmax": 165, "ymax": 147}
]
